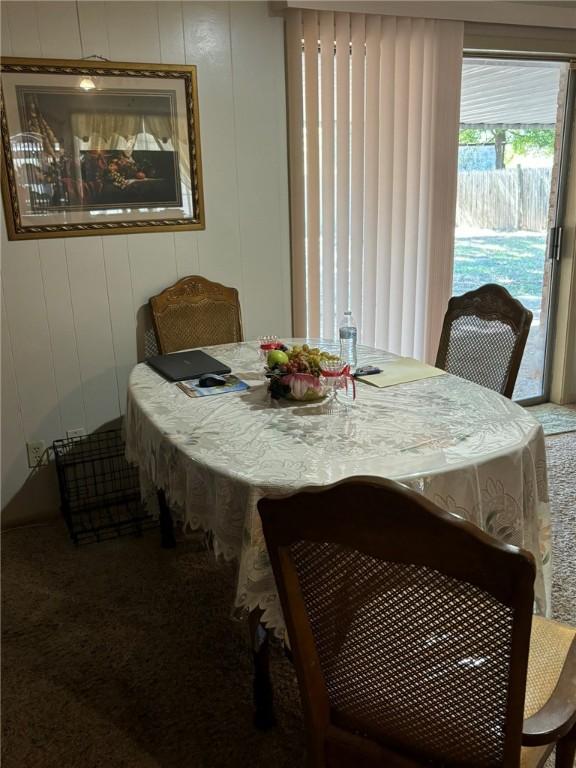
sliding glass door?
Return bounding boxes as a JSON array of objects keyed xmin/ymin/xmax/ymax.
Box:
[{"xmin": 453, "ymin": 57, "xmax": 573, "ymax": 402}]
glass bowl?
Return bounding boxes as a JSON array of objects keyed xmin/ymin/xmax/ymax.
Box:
[{"xmin": 281, "ymin": 373, "xmax": 328, "ymax": 401}]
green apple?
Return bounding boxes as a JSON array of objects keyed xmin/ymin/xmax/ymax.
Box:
[{"xmin": 267, "ymin": 349, "xmax": 289, "ymax": 367}]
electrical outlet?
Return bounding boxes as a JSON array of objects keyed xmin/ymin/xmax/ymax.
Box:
[
  {"xmin": 27, "ymin": 441, "xmax": 47, "ymax": 468},
  {"xmin": 66, "ymin": 427, "xmax": 86, "ymax": 439}
]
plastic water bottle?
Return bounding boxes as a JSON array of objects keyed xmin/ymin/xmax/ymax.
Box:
[{"xmin": 339, "ymin": 311, "xmax": 358, "ymax": 368}]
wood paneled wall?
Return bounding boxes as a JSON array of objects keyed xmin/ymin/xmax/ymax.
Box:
[{"xmin": 0, "ymin": 1, "xmax": 291, "ymax": 523}]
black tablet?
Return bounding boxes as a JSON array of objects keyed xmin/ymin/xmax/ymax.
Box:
[{"xmin": 147, "ymin": 350, "xmax": 231, "ymax": 382}]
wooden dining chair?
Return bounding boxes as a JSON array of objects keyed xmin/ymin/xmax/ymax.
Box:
[
  {"xmin": 259, "ymin": 478, "xmax": 576, "ymax": 768},
  {"xmin": 435, "ymin": 283, "xmax": 533, "ymax": 398},
  {"xmin": 149, "ymin": 275, "xmax": 243, "ymax": 354},
  {"xmin": 149, "ymin": 275, "xmax": 243, "ymax": 546}
]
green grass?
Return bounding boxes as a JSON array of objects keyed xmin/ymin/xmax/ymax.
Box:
[{"xmin": 453, "ymin": 232, "xmax": 547, "ymax": 320}]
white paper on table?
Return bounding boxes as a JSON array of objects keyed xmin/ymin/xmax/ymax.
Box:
[{"xmin": 357, "ymin": 357, "xmax": 447, "ymax": 388}]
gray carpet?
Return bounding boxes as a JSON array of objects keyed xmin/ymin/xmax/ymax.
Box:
[
  {"xmin": 546, "ymin": 432, "xmax": 576, "ymax": 625},
  {"xmin": 2, "ymin": 433, "xmax": 575, "ymax": 767},
  {"xmin": 1, "ymin": 530, "xmax": 304, "ymax": 767}
]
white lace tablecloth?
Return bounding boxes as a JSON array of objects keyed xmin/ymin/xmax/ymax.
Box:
[{"xmin": 125, "ymin": 340, "xmax": 551, "ymax": 636}]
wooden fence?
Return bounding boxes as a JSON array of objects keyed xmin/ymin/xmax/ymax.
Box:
[{"xmin": 456, "ymin": 167, "xmax": 551, "ymax": 231}]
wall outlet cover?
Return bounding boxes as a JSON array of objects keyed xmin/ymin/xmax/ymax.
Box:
[{"xmin": 27, "ymin": 441, "xmax": 47, "ymax": 468}]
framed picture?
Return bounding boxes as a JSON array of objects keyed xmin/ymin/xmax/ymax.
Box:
[{"xmin": 0, "ymin": 58, "xmax": 204, "ymax": 239}]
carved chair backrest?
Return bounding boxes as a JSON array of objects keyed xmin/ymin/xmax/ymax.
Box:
[
  {"xmin": 149, "ymin": 275, "xmax": 243, "ymax": 354},
  {"xmin": 435, "ymin": 283, "xmax": 533, "ymax": 398}
]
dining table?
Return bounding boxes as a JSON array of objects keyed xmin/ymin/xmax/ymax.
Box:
[{"xmin": 125, "ymin": 338, "xmax": 552, "ymax": 725}]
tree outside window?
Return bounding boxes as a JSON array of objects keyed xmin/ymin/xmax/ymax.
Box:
[{"xmin": 459, "ymin": 127, "xmax": 555, "ymax": 169}]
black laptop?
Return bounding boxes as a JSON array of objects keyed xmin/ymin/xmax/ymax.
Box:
[{"xmin": 147, "ymin": 350, "xmax": 231, "ymax": 382}]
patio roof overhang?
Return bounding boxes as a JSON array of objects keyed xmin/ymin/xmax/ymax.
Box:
[{"xmin": 460, "ymin": 58, "xmax": 563, "ymax": 129}]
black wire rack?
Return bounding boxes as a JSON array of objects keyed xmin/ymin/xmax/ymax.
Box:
[{"xmin": 53, "ymin": 429, "xmax": 157, "ymax": 545}]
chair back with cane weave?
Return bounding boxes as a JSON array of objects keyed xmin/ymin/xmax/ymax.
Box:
[
  {"xmin": 259, "ymin": 478, "xmax": 536, "ymax": 768},
  {"xmin": 435, "ymin": 283, "xmax": 532, "ymax": 398},
  {"xmin": 149, "ymin": 275, "xmax": 243, "ymax": 354}
]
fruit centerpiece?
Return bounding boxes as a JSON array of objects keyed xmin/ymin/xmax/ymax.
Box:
[{"xmin": 265, "ymin": 343, "xmax": 341, "ymax": 401}]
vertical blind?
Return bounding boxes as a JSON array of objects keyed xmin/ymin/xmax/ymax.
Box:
[{"xmin": 286, "ymin": 10, "xmax": 464, "ymax": 361}]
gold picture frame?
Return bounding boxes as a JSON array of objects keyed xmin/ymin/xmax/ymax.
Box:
[{"xmin": 1, "ymin": 57, "xmax": 204, "ymax": 240}]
